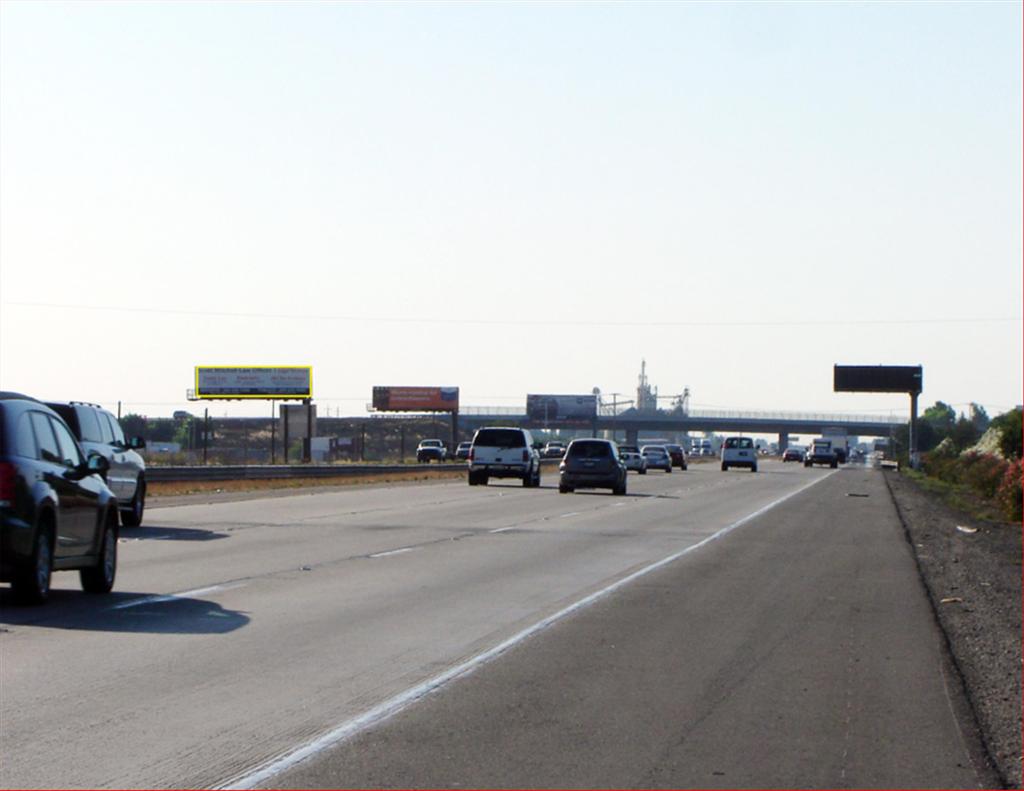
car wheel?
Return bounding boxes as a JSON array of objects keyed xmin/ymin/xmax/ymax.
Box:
[
  {"xmin": 751, "ymin": 465, "xmax": 758, "ymax": 473},
  {"xmin": 804, "ymin": 460, "xmax": 811, "ymax": 468},
  {"xmin": 613, "ymin": 480, "xmax": 626, "ymax": 496},
  {"xmin": 681, "ymin": 463, "xmax": 687, "ymax": 471},
  {"xmin": 559, "ymin": 483, "xmax": 573, "ymax": 494},
  {"xmin": 830, "ymin": 459, "xmax": 838, "ymax": 469},
  {"xmin": 121, "ymin": 476, "xmax": 146, "ymax": 527},
  {"xmin": 81, "ymin": 512, "xmax": 117, "ymax": 594},
  {"xmin": 639, "ymin": 468, "xmax": 647, "ymax": 475},
  {"xmin": 13, "ymin": 524, "xmax": 53, "ymax": 605},
  {"xmin": 721, "ymin": 463, "xmax": 728, "ymax": 471}
]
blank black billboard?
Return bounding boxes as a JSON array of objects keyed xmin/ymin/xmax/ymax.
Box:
[{"xmin": 834, "ymin": 365, "xmax": 922, "ymax": 394}]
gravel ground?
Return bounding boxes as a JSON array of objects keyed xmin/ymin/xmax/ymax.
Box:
[{"xmin": 885, "ymin": 469, "xmax": 1022, "ymax": 788}]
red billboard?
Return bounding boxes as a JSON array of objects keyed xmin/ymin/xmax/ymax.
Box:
[{"xmin": 372, "ymin": 386, "xmax": 460, "ymax": 412}]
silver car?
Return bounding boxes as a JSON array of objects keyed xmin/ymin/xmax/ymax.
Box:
[
  {"xmin": 620, "ymin": 450, "xmax": 648, "ymax": 474},
  {"xmin": 641, "ymin": 445, "xmax": 673, "ymax": 473}
]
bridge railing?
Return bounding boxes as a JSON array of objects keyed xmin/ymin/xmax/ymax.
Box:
[
  {"xmin": 460, "ymin": 406, "xmax": 904, "ymax": 424},
  {"xmin": 683, "ymin": 409, "xmax": 904, "ymax": 425}
]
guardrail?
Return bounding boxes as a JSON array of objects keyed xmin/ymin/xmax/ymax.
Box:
[{"xmin": 148, "ymin": 459, "xmax": 562, "ymax": 483}]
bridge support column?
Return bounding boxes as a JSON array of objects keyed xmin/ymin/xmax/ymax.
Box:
[
  {"xmin": 778, "ymin": 432, "xmax": 789, "ymax": 452},
  {"xmin": 625, "ymin": 429, "xmax": 638, "ymax": 447}
]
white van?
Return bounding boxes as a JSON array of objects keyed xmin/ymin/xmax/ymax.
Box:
[{"xmin": 721, "ymin": 436, "xmax": 757, "ymax": 472}]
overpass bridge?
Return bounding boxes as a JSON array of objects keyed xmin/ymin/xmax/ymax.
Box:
[{"xmin": 455, "ymin": 406, "xmax": 903, "ymax": 449}]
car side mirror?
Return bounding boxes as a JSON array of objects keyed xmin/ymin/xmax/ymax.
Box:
[
  {"xmin": 130, "ymin": 436, "xmax": 146, "ymax": 450},
  {"xmin": 87, "ymin": 454, "xmax": 110, "ymax": 475}
]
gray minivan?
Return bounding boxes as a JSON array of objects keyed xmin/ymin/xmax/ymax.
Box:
[{"xmin": 46, "ymin": 402, "xmax": 147, "ymax": 526}]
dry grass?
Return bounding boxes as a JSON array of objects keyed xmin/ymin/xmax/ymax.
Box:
[{"xmin": 149, "ymin": 467, "xmax": 469, "ymax": 498}]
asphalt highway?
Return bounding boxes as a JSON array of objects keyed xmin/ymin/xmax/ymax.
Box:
[{"xmin": 0, "ymin": 461, "xmax": 994, "ymax": 789}]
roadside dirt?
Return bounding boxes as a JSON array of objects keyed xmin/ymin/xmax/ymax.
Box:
[
  {"xmin": 148, "ymin": 467, "xmax": 468, "ymax": 499},
  {"xmin": 885, "ymin": 469, "xmax": 1022, "ymax": 788}
]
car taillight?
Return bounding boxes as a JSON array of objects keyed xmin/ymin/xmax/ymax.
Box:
[
  {"xmin": 522, "ymin": 450, "xmax": 528, "ymax": 462},
  {"xmin": 469, "ymin": 448, "xmax": 474, "ymax": 461},
  {"xmin": 0, "ymin": 462, "xmax": 16, "ymax": 506}
]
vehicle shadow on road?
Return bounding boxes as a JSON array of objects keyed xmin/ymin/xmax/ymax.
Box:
[
  {"xmin": 0, "ymin": 590, "xmax": 250, "ymax": 634},
  {"xmin": 561, "ymin": 491, "xmax": 680, "ymax": 500},
  {"xmin": 119, "ymin": 525, "xmax": 231, "ymax": 542}
]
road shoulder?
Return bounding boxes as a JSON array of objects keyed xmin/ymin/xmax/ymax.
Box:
[{"xmin": 885, "ymin": 469, "xmax": 1022, "ymax": 788}]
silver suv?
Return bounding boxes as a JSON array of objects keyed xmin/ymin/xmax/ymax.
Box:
[{"xmin": 46, "ymin": 402, "xmax": 148, "ymax": 526}]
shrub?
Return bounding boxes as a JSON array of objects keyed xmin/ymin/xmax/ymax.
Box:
[
  {"xmin": 995, "ymin": 459, "xmax": 1023, "ymax": 522},
  {"xmin": 994, "ymin": 408, "xmax": 1023, "ymax": 459},
  {"xmin": 958, "ymin": 451, "xmax": 1008, "ymax": 498}
]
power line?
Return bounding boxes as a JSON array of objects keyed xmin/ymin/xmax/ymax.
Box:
[{"xmin": 4, "ymin": 301, "xmax": 1021, "ymax": 329}]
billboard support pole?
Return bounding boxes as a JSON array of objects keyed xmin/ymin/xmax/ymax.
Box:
[
  {"xmin": 203, "ymin": 408, "xmax": 209, "ymax": 465},
  {"xmin": 909, "ymin": 391, "xmax": 919, "ymax": 469},
  {"xmin": 270, "ymin": 400, "xmax": 276, "ymax": 465},
  {"xmin": 304, "ymin": 398, "xmax": 313, "ymax": 463},
  {"xmin": 451, "ymin": 409, "xmax": 458, "ymax": 453},
  {"xmin": 283, "ymin": 406, "xmax": 290, "ymax": 465}
]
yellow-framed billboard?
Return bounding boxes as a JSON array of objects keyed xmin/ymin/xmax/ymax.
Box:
[{"xmin": 194, "ymin": 366, "xmax": 313, "ymax": 399}]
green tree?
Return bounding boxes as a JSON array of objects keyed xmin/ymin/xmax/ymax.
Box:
[
  {"xmin": 920, "ymin": 401, "xmax": 956, "ymax": 439},
  {"xmin": 950, "ymin": 415, "xmax": 980, "ymax": 453},
  {"xmin": 119, "ymin": 413, "xmax": 147, "ymax": 438},
  {"xmin": 145, "ymin": 418, "xmax": 177, "ymax": 442},
  {"xmin": 991, "ymin": 408, "xmax": 1022, "ymax": 460},
  {"xmin": 969, "ymin": 403, "xmax": 990, "ymax": 433}
]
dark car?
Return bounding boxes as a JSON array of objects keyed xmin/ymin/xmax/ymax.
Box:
[
  {"xmin": 782, "ymin": 447, "xmax": 805, "ymax": 463},
  {"xmin": 0, "ymin": 393, "xmax": 119, "ymax": 604},
  {"xmin": 46, "ymin": 401, "xmax": 147, "ymax": 527},
  {"xmin": 559, "ymin": 439, "xmax": 627, "ymax": 495},
  {"xmin": 665, "ymin": 443, "xmax": 688, "ymax": 470}
]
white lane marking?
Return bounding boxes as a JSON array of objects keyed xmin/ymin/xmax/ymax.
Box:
[
  {"xmin": 559, "ymin": 512, "xmax": 580, "ymax": 518},
  {"xmin": 217, "ymin": 470, "xmax": 834, "ymax": 790},
  {"xmin": 368, "ymin": 547, "xmax": 417, "ymax": 559},
  {"xmin": 489, "ymin": 527, "xmax": 515, "ymax": 534},
  {"xmin": 111, "ymin": 582, "xmax": 246, "ymax": 610}
]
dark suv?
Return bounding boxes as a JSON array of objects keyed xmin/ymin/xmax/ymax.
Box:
[
  {"xmin": 0, "ymin": 393, "xmax": 119, "ymax": 604},
  {"xmin": 559, "ymin": 439, "xmax": 627, "ymax": 495},
  {"xmin": 45, "ymin": 401, "xmax": 147, "ymax": 526},
  {"xmin": 665, "ymin": 444, "xmax": 688, "ymax": 470}
]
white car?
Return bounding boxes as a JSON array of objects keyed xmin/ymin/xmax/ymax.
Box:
[
  {"xmin": 721, "ymin": 436, "xmax": 758, "ymax": 472},
  {"xmin": 620, "ymin": 450, "xmax": 647, "ymax": 474},
  {"xmin": 641, "ymin": 445, "xmax": 672, "ymax": 472}
]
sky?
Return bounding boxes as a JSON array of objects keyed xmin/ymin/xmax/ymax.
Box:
[{"xmin": 1, "ymin": 1, "xmax": 1021, "ymax": 421}]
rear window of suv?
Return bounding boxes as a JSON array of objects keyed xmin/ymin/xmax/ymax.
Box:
[
  {"xmin": 724, "ymin": 438, "xmax": 754, "ymax": 449},
  {"xmin": 567, "ymin": 440, "xmax": 612, "ymax": 459},
  {"xmin": 474, "ymin": 429, "xmax": 526, "ymax": 448}
]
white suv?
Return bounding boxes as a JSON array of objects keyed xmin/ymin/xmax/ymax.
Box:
[
  {"xmin": 468, "ymin": 427, "xmax": 541, "ymax": 487},
  {"xmin": 721, "ymin": 436, "xmax": 758, "ymax": 472}
]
